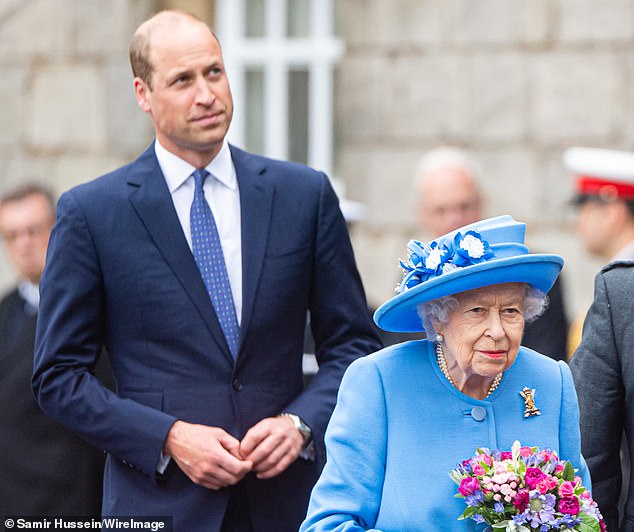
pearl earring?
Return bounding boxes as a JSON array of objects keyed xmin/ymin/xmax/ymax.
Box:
[{"xmin": 435, "ymin": 332, "xmax": 443, "ymax": 343}]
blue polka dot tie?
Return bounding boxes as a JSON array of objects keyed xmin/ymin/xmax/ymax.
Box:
[{"xmin": 190, "ymin": 169, "xmax": 240, "ymax": 359}]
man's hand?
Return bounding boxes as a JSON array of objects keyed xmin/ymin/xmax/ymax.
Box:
[
  {"xmin": 163, "ymin": 420, "xmax": 253, "ymax": 490},
  {"xmin": 239, "ymin": 416, "xmax": 304, "ymax": 479}
]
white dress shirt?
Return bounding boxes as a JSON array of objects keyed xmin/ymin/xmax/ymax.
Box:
[{"xmin": 155, "ymin": 140, "xmax": 242, "ymax": 323}]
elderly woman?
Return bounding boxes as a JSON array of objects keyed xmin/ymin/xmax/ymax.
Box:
[{"xmin": 300, "ymin": 216, "xmax": 590, "ymax": 531}]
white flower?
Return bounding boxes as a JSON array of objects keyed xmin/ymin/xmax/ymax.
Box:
[
  {"xmin": 460, "ymin": 234, "xmax": 485, "ymax": 258},
  {"xmin": 441, "ymin": 263, "xmax": 459, "ymax": 275},
  {"xmin": 424, "ymin": 246, "xmax": 444, "ymax": 270}
]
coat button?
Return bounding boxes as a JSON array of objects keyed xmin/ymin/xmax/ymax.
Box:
[
  {"xmin": 471, "ymin": 406, "xmax": 486, "ymax": 422},
  {"xmin": 232, "ymin": 378, "xmax": 243, "ymax": 391}
]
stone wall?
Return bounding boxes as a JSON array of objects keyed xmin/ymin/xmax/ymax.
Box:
[
  {"xmin": 0, "ymin": 0, "xmax": 631, "ymax": 322},
  {"xmin": 335, "ymin": 0, "xmax": 633, "ymax": 316},
  {"xmin": 0, "ymin": 0, "xmax": 157, "ymax": 289}
]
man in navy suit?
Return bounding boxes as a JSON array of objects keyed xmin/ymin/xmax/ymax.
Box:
[{"xmin": 32, "ymin": 10, "xmax": 380, "ymax": 531}]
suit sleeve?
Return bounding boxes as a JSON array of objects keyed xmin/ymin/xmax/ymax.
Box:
[
  {"xmin": 284, "ymin": 175, "xmax": 382, "ymax": 463},
  {"xmin": 300, "ymin": 357, "xmax": 386, "ymax": 532},
  {"xmin": 32, "ymin": 190, "xmax": 177, "ymax": 479},
  {"xmin": 570, "ymin": 271, "xmax": 624, "ymax": 528}
]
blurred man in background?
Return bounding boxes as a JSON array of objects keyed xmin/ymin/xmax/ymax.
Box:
[
  {"xmin": 413, "ymin": 147, "xmax": 569, "ymax": 361},
  {"xmin": 0, "ymin": 183, "xmax": 105, "ymax": 516}
]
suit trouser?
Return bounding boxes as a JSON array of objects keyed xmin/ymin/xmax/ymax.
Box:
[{"xmin": 221, "ymin": 482, "xmax": 254, "ymax": 532}]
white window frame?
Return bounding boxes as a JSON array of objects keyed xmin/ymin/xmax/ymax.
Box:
[{"xmin": 215, "ymin": 0, "xmax": 343, "ymax": 175}]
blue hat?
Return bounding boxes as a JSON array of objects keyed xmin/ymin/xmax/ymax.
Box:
[{"xmin": 374, "ymin": 215, "xmax": 563, "ymax": 333}]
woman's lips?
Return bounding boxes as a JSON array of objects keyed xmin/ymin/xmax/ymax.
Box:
[{"xmin": 479, "ymin": 350, "xmax": 506, "ymax": 359}]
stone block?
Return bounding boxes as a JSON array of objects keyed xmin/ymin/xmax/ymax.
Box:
[
  {"xmin": 335, "ymin": 54, "xmax": 389, "ymax": 142},
  {"xmin": 0, "ymin": 0, "xmax": 71, "ymax": 59},
  {"xmin": 0, "ymin": 66, "xmax": 25, "ymax": 146},
  {"xmin": 54, "ymin": 154, "xmax": 132, "ymax": 194},
  {"xmin": 72, "ymin": 0, "xmax": 155, "ymax": 56},
  {"xmin": 386, "ymin": 53, "xmax": 470, "ymax": 139},
  {"xmin": 337, "ymin": 146, "xmax": 422, "ymax": 228},
  {"xmin": 442, "ymin": 0, "xmax": 551, "ymax": 46},
  {"xmin": 476, "ymin": 148, "xmax": 539, "ymax": 223},
  {"xmin": 530, "ymin": 52, "xmax": 621, "ymax": 144},
  {"xmin": 559, "ymin": 0, "xmax": 633, "ymax": 43},
  {"xmin": 471, "ymin": 52, "xmax": 527, "ymax": 143},
  {"xmin": 25, "ymin": 62, "xmax": 107, "ymax": 151},
  {"xmin": 105, "ymin": 60, "xmax": 154, "ymax": 155}
]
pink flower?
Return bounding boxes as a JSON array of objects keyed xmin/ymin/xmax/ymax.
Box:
[
  {"xmin": 558, "ymin": 496, "xmax": 581, "ymax": 515},
  {"xmin": 481, "ymin": 454, "xmax": 493, "ymax": 466},
  {"xmin": 554, "ymin": 463, "xmax": 564, "ymax": 474},
  {"xmin": 458, "ymin": 476, "xmax": 480, "ymax": 496},
  {"xmin": 472, "ymin": 464, "xmax": 485, "ymax": 476},
  {"xmin": 559, "ymin": 481, "xmax": 576, "ymax": 498},
  {"xmin": 520, "ymin": 446, "xmax": 534, "ymax": 457},
  {"xmin": 513, "ymin": 489, "xmax": 530, "ymax": 512},
  {"xmin": 524, "ymin": 467, "xmax": 545, "ymax": 489},
  {"xmin": 500, "ymin": 451, "xmax": 513, "ymax": 460},
  {"xmin": 536, "ymin": 475, "xmax": 559, "ymax": 494}
]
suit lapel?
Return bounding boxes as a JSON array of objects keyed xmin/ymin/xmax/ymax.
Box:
[
  {"xmin": 126, "ymin": 145, "xmax": 234, "ymax": 364},
  {"xmin": 231, "ymin": 146, "xmax": 274, "ymax": 351}
]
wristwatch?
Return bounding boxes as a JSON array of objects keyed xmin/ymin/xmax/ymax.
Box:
[{"xmin": 280, "ymin": 413, "xmax": 312, "ymax": 448}]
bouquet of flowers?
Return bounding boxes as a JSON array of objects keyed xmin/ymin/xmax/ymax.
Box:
[{"xmin": 449, "ymin": 441, "xmax": 605, "ymax": 531}]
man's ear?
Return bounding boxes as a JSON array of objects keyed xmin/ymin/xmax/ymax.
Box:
[{"xmin": 133, "ymin": 77, "xmax": 152, "ymax": 113}]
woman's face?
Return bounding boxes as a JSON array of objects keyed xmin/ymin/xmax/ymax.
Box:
[{"xmin": 434, "ymin": 283, "xmax": 526, "ymax": 392}]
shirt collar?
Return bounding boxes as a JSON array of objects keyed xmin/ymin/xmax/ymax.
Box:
[
  {"xmin": 18, "ymin": 280, "xmax": 39, "ymax": 313},
  {"xmin": 154, "ymin": 140, "xmax": 237, "ymax": 193}
]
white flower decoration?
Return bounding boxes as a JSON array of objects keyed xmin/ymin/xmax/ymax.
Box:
[{"xmin": 460, "ymin": 234, "xmax": 485, "ymax": 258}]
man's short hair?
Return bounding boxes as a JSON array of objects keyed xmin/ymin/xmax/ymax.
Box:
[{"xmin": 0, "ymin": 183, "xmax": 56, "ymax": 218}]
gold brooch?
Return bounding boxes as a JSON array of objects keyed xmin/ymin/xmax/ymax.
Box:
[{"xmin": 519, "ymin": 387, "xmax": 541, "ymax": 417}]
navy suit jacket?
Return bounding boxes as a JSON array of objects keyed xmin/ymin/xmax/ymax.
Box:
[{"xmin": 33, "ymin": 144, "xmax": 380, "ymax": 531}]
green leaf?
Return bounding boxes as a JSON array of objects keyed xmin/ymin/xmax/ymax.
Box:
[
  {"xmin": 576, "ymin": 512, "xmax": 601, "ymax": 532},
  {"xmin": 562, "ymin": 461, "xmax": 576, "ymax": 481}
]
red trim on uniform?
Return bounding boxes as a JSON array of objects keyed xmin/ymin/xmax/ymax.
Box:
[{"xmin": 577, "ymin": 176, "xmax": 634, "ymax": 200}]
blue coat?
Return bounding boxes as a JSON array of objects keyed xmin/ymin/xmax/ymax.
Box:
[
  {"xmin": 301, "ymin": 341, "xmax": 589, "ymax": 531},
  {"xmin": 32, "ymin": 144, "xmax": 381, "ymax": 531}
]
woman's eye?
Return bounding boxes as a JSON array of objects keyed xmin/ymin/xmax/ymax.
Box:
[
  {"xmin": 502, "ymin": 307, "xmax": 521, "ymax": 315},
  {"xmin": 468, "ymin": 307, "xmax": 485, "ymax": 314}
]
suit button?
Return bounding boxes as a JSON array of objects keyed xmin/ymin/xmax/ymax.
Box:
[{"xmin": 232, "ymin": 378, "xmax": 243, "ymax": 391}]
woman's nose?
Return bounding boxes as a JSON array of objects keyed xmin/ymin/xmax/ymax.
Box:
[{"xmin": 485, "ymin": 312, "xmax": 505, "ymax": 340}]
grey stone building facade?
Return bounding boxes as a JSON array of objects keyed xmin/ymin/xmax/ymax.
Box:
[{"xmin": 2, "ymin": 0, "xmax": 632, "ymax": 322}]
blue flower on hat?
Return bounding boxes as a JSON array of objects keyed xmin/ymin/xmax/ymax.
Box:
[
  {"xmin": 399, "ymin": 240, "xmax": 450, "ymax": 290},
  {"xmin": 397, "ymin": 230, "xmax": 495, "ymax": 293}
]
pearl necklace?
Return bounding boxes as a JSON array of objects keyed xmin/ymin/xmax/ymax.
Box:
[{"xmin": 435, "ymin": 341, "xmax": 502, "ymax": 398}]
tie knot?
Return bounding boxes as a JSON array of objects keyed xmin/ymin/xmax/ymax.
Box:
[{"xmin": 193, "ymin": 168, "xmax": 210, "ymax": 189}]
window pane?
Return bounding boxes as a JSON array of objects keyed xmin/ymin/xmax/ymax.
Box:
[
  {"xmin": 287, "ymin": 0, "xmax": 310, "ymax": 38},
  {"xmin": 288, "ymin": 69, "xmax": 309, "ymax": 164},
  {"xmin": 245, "ymin": 0, "xmax": 265, "ymax": 37},
  {"xmin": 245, "ymin": 69, "xmax": 264, "ymax": 155}
]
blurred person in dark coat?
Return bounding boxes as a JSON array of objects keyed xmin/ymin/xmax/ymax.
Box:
[
  {"xmin": 568, "ymin": 146, "xmax": 634, "ymax": 531},
  {"xmin": 413, "ymin": 146, "xmax": 569, "ymax": 361},
  {"xmin": 0, "ymin": 183, "xmax": 106, "ymax": 516}
]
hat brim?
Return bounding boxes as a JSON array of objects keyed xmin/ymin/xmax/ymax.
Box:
[{"xmin": 374, "ymin": 254, "xmax": 563, "ymax": 333}]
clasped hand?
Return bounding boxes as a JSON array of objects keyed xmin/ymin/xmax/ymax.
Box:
[{"xmin": 163, "ymin": 416, "xmax": 304, "ymax": 490}]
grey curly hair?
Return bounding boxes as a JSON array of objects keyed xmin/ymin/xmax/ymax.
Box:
[{"xmin": 417, "ymin": 284, "xmax": 548, "ymax": 334}]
